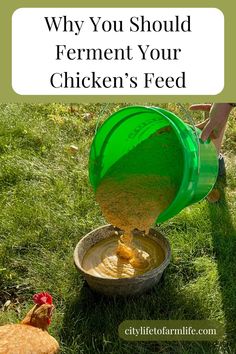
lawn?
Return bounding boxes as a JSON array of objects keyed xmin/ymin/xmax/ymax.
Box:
[{"xmin": 0, "ymin": 103, "xmax": 235, "ymax": 354}]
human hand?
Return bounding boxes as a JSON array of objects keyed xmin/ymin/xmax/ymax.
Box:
[{"xmin": 189, "ymin": 103, "xmax": 232, "ymax": 142}]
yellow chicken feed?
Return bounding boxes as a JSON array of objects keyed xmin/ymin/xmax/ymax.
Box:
[{"xmin": 82, "ymin": 174, "xmax": 176, "ymax": 278}]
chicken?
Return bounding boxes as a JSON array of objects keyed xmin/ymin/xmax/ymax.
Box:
[{"xmin": 0, "ymin": 292, "xmax": 59, "ymax": 354}]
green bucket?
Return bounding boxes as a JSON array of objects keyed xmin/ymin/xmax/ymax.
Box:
[{"xmin": 89, "ymin": 106, "xmax": 218, "ymax": 223}]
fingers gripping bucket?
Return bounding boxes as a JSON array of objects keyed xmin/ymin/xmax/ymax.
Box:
[{"xmin": 89, "ymin": 106, "xmax": 218, "ymax": 223}]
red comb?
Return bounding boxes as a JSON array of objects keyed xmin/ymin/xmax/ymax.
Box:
[{"xmin": 33, "ymin": 292, "xmax": 53, "ymax": 305}]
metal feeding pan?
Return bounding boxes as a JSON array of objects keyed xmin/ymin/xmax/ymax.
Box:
[{"xmin": 74, "ymin": 224, "xmax": 171, "ymax": 296}]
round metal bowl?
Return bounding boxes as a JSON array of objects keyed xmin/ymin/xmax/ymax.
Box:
[{"xmin": 74, "ymin": 225, "xmax": 171, "ymax": 296}]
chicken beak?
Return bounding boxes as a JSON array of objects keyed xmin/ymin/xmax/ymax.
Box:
[{"xmin": 48, "ymin": 304, "xmax": 55, "ymax": 318}]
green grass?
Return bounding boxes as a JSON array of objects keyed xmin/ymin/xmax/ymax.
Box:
[{"xmin": 0, "ymin": 103, "xmax": 235, "ymax": 354}]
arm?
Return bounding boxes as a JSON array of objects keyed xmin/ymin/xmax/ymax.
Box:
[{"xmin": 190, "ymin": 103, "xmax": 232, "ymax": 141}]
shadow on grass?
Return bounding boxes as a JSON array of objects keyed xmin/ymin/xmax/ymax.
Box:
[
  {"xmin": 60, "ymin": 271, "xmax": 217, "ymax": 354},
  {"xmin": 208, "ymin": 178, "xmax": 236, "ymax": 351}
]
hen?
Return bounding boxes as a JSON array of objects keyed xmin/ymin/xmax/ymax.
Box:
[{"xmin": 0, "ymin": 292, "xmax": 59, "ymax": 354}]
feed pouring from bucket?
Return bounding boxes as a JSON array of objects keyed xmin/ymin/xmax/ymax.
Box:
[{"xmin": 74, "ymin": 106, "xmax": 218, "ymax": 294}]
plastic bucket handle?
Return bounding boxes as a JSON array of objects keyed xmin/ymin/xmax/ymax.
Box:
[{"xmin": 177, "ymin": 103, "xmax": 201, "ymax": 174}]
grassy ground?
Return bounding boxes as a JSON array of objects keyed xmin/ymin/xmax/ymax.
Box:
[{"xmin": 0, "ymin": 103, "xmax": 235, "ymax": 354}]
